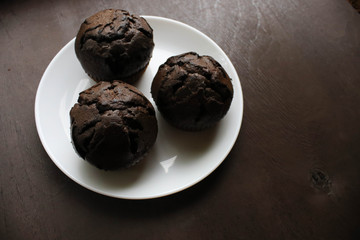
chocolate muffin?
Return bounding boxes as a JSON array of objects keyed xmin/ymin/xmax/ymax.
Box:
[
  {"xmin": 75, "ymin": 9, "xmax": 154, "ymax": 82},
  {"xmin": 70, "ymin": 81, "xmax": 158, "ymax": 170},
  {"xmin": 151, "ymin": 52, "xmax": 233, "ymax": 131}
]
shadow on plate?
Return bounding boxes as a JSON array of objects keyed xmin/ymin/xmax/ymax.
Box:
[
  {"xmin": 76, "ymin": 153, "xmax": 150, "ymax": 190},
  {"xmin": 156, "ymin": 114, "xmax": 220, "ymax": 161}
]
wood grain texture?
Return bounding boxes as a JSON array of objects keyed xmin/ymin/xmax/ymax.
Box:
[{"xmin": 1, "ymin": 0, "xmax": 360, "ymax": 239}]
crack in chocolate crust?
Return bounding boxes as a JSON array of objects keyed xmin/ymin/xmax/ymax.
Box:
[
  {"xmin": 79, "ymin": 10, "xmax": 151, "ymax": 49},
  {"xmin": 70, "ymin": 81, "xmax": 157, "ymax": 170},
  {"xmin": 75, "ymin": 9, "xmax": 154, "ymax": 82},
  {"xmin": 160, "ymin": 52, "xmax": 232, "ymax": 103},
  {"xmin": 78, "ymin": 81, "xmax": 154, "ymax": 114},
  {"xmin": 151, "ymin": 52, "xmax": 233, "ymax": 131}
]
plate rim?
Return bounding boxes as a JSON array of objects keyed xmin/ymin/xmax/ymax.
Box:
[{"xmin": 34, "ymin": 15, "xmax": 244, "ymax": 199}]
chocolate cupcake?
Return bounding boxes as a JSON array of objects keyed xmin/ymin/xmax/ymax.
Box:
[
  {"xmin": 70, "ymin": 81, "xmax": 157, "ymax": 170},
  {"xmin": 75, "ymin": 9, "xmax": 154, "ymax": 82},
  {"xmin": 151, "ymin": 52, "xmax": 233, "ymax": 131}
]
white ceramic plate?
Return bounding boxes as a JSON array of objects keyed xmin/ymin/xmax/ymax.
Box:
[{"xmin": 35, "ymin": 16, "xmax": 243, "ymax": 199}]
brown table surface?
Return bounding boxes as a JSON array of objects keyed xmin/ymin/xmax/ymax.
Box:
[{"xmin": 1, "ymin": 0, "xmax": 360, "ymax": 239}]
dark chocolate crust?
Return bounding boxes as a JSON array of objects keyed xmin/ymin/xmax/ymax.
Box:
[
  {"xmin": 75, "ymin": 9, "xmax": 154, "ymax": 82},
  {"xmin": 151, "ymin": 52, "xmax": 233, "ymax": 131},
  {"xmin": 70, "ymin": 81, "xmax": 158, "ymax": 170}
]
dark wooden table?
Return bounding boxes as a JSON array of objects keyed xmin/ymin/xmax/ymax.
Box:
[{"xmin": 1, "ymin": 0, "xmax": 360, "ymax": 239}]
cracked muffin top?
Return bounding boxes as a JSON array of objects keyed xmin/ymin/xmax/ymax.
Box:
[
  {"xmin": 75, "ymin": 9, "xmax": 154, "ymax": 82},
  {"xmin": 70, "ymin": 81, "xmax": 158, "ymax": 170},
  {"xmin": 151, "ymin": 52, "xmax": 233, "ymax": 131}
]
